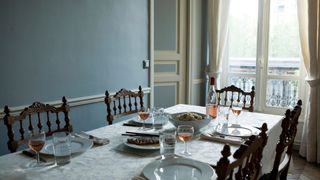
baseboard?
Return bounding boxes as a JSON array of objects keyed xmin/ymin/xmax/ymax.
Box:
[{"xmin": 0, "ymin": 87, "xmax": 151, "ymax": 118}]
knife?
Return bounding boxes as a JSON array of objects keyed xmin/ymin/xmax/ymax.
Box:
[
  {"xmin": 122, "ymin": 123, "xmax": 153, "ymax": 128},
  {"xmin": 124, "ymin": 131, "xmax": 159, "ymax": 137},
  {"xmin": 22, "ymin": 150, "xmax": 47, "ymax": 163}
]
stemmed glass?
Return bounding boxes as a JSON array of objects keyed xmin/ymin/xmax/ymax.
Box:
[
  {"xmin": 231, "ymin": 102, "xmax": 242, "ymax": 135},
  {"xmin": 177, "ymin": 125, "xmax": 194, "ymax": 156},
  {"xmin": 231, "ymin": 102, "xmax": 242, "ymax": 125},
  {"xmin": 137, "ymin": 107, "xmax": 150, "ymax": 130},
  {"xmin": 27, "ymin": 131, "xmax": 46, "ymax": 167}
]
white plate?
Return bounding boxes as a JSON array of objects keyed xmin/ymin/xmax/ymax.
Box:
[
  {"xmin": 215, "ymin": 124, "xmax": 258, "ymax": 138},
  {"xmin": 123, "ymin": 142, "xmax": 160, "ymax": 150},
  {"xmin": 40, "ymin": 137, "xmax": 93, "ymax": 155},
  {"xmin": 142, "ymin": 156, "xmax": 214, "ymax": 180}
]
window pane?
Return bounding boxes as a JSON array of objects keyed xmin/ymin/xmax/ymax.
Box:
[
  {"xmin": 266, "ymin": 79, "xmax": 299, "ymax": 107},
  {"xmin": 229, "ymin": 0, "xmax": 258, "ymax": 74},
  {"xmin": 268, "ymin": 0, "xmax": 301, "ymax": 76}
]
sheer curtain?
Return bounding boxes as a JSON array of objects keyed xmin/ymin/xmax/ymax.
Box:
[
  {"xmin": 207, "ymin": 0, "xmax": 230, "ymax": 88},
  {"xmin": 297, "ymin": 0, "xmax": 320, "ymax": 163}
]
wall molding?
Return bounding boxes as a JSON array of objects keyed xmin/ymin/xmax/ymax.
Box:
[{"xmin": 0, "ymin": 87, "xmax": 151, "ymax": 118}]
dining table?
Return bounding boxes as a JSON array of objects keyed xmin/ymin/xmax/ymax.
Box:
[{"xmin": 0, "ymin": 104, "xmax": 283, "ymax": 180}]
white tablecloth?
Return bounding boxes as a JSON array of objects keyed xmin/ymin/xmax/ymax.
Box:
[{"xmin": 0, "ymin": 104, "xmax": 282, "ymax": 180}]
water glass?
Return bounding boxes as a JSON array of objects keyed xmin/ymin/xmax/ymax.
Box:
[
  {"xmin": 159, "ymin": 129, "xmax": 176, "ymax": 159},
  {"xmin": 152, "ymin": 107, "xmax": 168, "ymax": 130},
  {"xmin": 218, "ymin": 106, "xmax": 230, "ymax": 123},
  {"xmin": 53, "ymin": 132, "xmax": 71, "ymax": 165}
]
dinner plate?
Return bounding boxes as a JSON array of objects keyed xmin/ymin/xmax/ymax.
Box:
[
  {"xmin": 40, "ymin": 137, "xmax": 93, "ymax": 155},
  {"xmin": 215, "ymin": 123, "xmax": 258, "ymax": 138},
  {"xmin": 142, "ymin": 156, "xmax": 214, "ymax": 180},
  {"xmin": 123, "ymin": 142, "xmax": 160, "ymax": 150}
]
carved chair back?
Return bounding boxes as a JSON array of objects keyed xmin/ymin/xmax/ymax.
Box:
[
  {"xmin": 268, "ymin": 100, "xmax": 302, "ymax": 180},
  {"xmin": 3, "ymin": 96, "xmax": 72, "ymax": 153},
  {"xmin": 105, "ymin": 86, "xmax": 144, "ymax": 125},
  {"xmin": 216, "ymin": 85, "xmax": 255, "ymax": 112},
  {"xmin": 215, "ymin": 123, "xmax": 268, "ymax": 180}
]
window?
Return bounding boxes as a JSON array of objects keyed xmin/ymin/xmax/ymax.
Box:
[{"xmin": 221, "ymin": 0, "xmax": 304, "ymax": 113}]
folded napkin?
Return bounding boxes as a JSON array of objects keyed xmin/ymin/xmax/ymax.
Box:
[
  {"xmin": 75, "ymin": 132, "xmax": 110, "ymax": 146},
  {"xmin": 123, "ymin": 120, "xmax": 153, "ymax": 128},
  {"xmin": 200, "ymin": 133, "xmax": 243, "ymax": 145}
]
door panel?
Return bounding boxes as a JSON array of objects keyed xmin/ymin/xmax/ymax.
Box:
[{"xmin": 154, "ymin": 0, "xmax": 187, "ymax": 107}]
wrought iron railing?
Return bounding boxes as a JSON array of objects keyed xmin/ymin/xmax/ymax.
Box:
[{"xmin": 228, "ymin": 76, "xmax": 299, "ymax": 108}]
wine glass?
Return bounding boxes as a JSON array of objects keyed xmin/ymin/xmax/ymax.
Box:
[
  {"xmin": 27, "ymin": 131, "xmax": 46, "ymax": 167},
  {"xmin": 177, "ymin": 125, "xmax": 194, "ymax": 156},
  {"xmin": 231, "ymin": 102, "xmax": 243, "ymax": 125},
  {"xmin": 137, "ymin": 107, "xmax": 150, "ymax": 130}
]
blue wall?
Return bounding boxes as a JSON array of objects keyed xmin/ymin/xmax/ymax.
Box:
[{"xmin": 0, "ymin": 0, "xmax": 149, "ymax": 155}]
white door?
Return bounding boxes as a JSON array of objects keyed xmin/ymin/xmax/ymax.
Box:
[{"xmin": 153, "ymin": 0, "xmax": 188, "ymax": 108}]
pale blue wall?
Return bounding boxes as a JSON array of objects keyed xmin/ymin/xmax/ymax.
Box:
[{"xmin": 0, "ymin": 0, "xmax": 149, "ymax": 155}]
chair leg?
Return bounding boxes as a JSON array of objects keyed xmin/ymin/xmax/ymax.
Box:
[{"xmin": 279, "ymin": 161, "xmax": 290, "ymax": 180}]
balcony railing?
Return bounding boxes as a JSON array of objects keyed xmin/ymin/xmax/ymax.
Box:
[{"xmin": 227, "ymin": 57, "xmax": 300, "ymax": 108}]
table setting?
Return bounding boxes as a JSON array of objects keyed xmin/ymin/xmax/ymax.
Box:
[
  {"xmin": 0, "ymin": 104, "xmax": 283, "ymax": 180},
  {"xmin": 115, "ymin": 105, "xmax": 266, "ymax": 179}
]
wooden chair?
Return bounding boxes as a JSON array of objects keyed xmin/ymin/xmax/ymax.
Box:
[
  {"xmin": 3, "ymin": 96, "xmax": 72, "ymax": 153},
  {"xmin": 214, "ymin": 123, "xmax": 268, "ymax": 180},
  {"xmin": 105, "ymin": 86, "xmax": 144, "ymax": 125},
  {"xmin": 216, "ymin": 85, "xmax": 255, "ymax": 112},
  {"xmin": 260, "ymin": 100, "xmax": 302, "ymax": 180}
]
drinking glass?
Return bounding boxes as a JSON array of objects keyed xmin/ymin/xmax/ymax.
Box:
[
  {"xmin": 217, "ymin": 106, "xmax": 230, "ymax": 132},
  {"xmin": 27, "ymin": 131, "xmax": 46, "ymax": 167},
  {"xmin": 159, "ymin": 129, "xmax": 176, "ymax": 159},
  {"xmin": 231, "ymin": 102, "xmax": 242, "ymax": 125},
  {"xmin": 177, "ymin": 125, "xmax": 194, "ymax": 156},
  {"xmin": 218, "ymin": 106, "xmax": 230, "ymax": 122},
  {"xmin": 137, "ymin": 107, "xmax": 150, "ymax": 130},
  {"xmin": 53, "ymin": 132, "xmax": 71, "ymax": 165},
  {"xmin": 152, "ymin": 107, "xmax": 167, "ymax": 130}
]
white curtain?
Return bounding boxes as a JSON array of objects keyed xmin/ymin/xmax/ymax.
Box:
[
  {"xmin": 298, "ymin": 0, "xmax": 320, "ymax": 163},
  {"xmin": 208, "ymin": 0, "xmax": 230, "ymax": 88}
]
